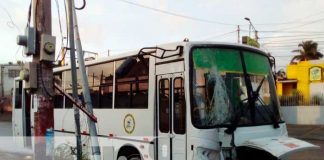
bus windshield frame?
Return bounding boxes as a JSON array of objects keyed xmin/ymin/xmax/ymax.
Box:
[{"xmin": 189, "ymin": 45, "xmax": 283, "ymax": 129}]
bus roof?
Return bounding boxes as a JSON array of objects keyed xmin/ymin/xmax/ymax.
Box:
[{"xmin": 53, "ymin": 41, "xmax": 267, "ymax": 73}]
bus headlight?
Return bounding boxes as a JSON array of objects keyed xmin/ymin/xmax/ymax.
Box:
[{"xmin": 194, "ymin": 147, "xmax": 220, "ymax": 160}]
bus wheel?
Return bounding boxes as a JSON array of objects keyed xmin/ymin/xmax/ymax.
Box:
[
  {"xmin": 117, "ymin": 155, "xmax": 141, "ymax": 160},
  {"xmin": 117, "ymin": 146, "xmax": 142, "ymax": 160},
  {"xmin": 117, "ymin": 156, "xmax": 127, "ymax": 160},
  {"xmin": 128, "ymin": 155, "xmax": 141, "ymax": 160}
]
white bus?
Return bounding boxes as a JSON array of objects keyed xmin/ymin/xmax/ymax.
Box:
[{"xmin": 12, "ymin": 41, "xmax": 317, "ymax": 160}]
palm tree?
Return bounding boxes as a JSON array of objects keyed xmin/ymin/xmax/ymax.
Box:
[{"xmin": 290, "ymin": 40, "xmax": 323, "ymax": 64}]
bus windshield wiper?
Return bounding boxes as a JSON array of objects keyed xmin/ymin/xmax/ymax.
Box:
[
  {"xmin": 251, "ymin": 77, "xmax": 265, "ymax": 102},
  {"xmin": 251, "ymin": 77, "xmax": 280, "ymax": 128}
]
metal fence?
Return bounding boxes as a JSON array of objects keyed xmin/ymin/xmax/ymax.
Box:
[{"xmin": 279, "ymin": 93, "xmax": 324, "ymax": 106}]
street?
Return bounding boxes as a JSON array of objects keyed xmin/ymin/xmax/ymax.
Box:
[
  {"xmin": 0, "ymin": 113, "xmax": 33, "ymax": 160},
  {"xmin": 0, "ymin": 113, "xmax": 323, "ymax": 160},
  {"xmin": 287, "ymin": 125, "xmax": 324, "ymax": 160}
]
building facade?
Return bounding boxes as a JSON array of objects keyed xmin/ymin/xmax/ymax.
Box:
[
  {"xmin": 276, "ymin": 60, "xmax": 324, "ymax": 105},
  {"xmin": 0, "ymin": 63, "xmax": 23, "ymax": 112}
]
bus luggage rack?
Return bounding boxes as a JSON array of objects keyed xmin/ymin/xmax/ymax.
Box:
[
  {"xmin": 54, "ymin": 83, "xmax": 98, "ymax": 122},
  {"xmin": 137, "ymin": 45, "xmax": 183, "ymax": 59}
]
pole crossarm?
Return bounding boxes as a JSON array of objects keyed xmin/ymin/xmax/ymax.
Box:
[{"xmin": 54, "ymin": 83, "xmax": 98, "ymax": 122}]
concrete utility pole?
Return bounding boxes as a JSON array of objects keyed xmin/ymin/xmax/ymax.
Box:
[
  {"xmin": 66, "ymin": 0, "xmax": 82, "ymax": 159},
  {"xmin": 71, "ymin": 0, "xmax": 102, "ymax": 159},
  {"xmin": 237, "ymin": 25, "xmax": 240, "ymax": 44},
  {"xmin": 32, "ymin": 0, "xmax": 54, "ymax": 159}
]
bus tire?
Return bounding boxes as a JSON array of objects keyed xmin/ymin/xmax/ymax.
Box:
[
  {"xmin": 117, "ymin": 146, "xmax": 142, "ymax": 160},
  {"xmin": 117, "ymin": 156, "xmax": 127, "ymax": 160},
  {"xmin": 117, "ymin": 156, "xmax": 141, "ymax": 160}
]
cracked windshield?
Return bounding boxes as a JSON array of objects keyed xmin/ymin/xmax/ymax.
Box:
[{"xmin": 191, "ymin": 47, "xmax": 281, "ymax": 128}]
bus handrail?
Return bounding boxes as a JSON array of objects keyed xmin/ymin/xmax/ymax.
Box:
[{"xmin": 137, "ymin": 45, "xmax": 183, "ymax": 59}]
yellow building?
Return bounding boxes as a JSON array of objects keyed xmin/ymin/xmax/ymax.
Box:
[{"xmin": 276, "ymin": 60, "xmax": 324, "ymax": 102}]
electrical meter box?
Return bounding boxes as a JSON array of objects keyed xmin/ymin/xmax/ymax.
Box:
[
  {"xmin": 16, "ymin": 27, "xmax": 36, "ymax": 56},
  {"xmin": 40, "ymin": 34, "xmax": 56, "ymax": 62},
  {"xmin": 21, "ymin": 62, "xmax": 37, "ymax": 89}
]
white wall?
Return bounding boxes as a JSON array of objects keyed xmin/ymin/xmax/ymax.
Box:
[
  {"xmin": 0, "ymin": 64, "xmax": 23, "ymax": 97},
  {"xmin": 281, "ymin": 106, "xmax": 324, "ymax": 125},
  {"xmin": 310, "ymin": 83, "xmax": 324, "ymax": 96}
]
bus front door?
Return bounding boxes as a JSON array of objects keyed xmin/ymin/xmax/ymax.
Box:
[{"xmin": 157, "ymin": 73, "xmax": 186, "ymax": 160}]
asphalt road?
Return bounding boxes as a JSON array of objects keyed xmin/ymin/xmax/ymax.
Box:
[
  {"xmin": 0, "ymin": 113, "xmax": 33, "ymax": 160},
  {"xmin": 287, "ymin": 125, "xmax": 324, "ymax": 160},
  {"xmin": 0, "ymin": 112, "xmax": 323, "ymax": 160}
]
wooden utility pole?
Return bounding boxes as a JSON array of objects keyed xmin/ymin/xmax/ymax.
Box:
[{"xmin": 33, "ymin": 0, "xmax": 54, "ymax": 159}]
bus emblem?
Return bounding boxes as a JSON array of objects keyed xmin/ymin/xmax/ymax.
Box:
[{"xmin": 123, "ymin": 114, "xmax": 135, "ymax": 134}]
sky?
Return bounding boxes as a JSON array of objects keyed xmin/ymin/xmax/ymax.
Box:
[{"xmin": 0, "ymin": 0, "xmax": 324, "ymax": 71}]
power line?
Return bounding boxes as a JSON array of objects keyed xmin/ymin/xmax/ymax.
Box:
[
  {"xmin": 259, "ymin": 34, "xmax": 324, "ymax": 39},
  {"xmin": 242, "ymin": 30, "xmax": 324, "ymax": 34},
  {"xmin": 0, "ymin": 5, "xmax": 21, "ymax": 32},
  {"xmin": 116, "ymin": 0, "xmax": 238, "ymax": 26},
  {"xmin": 54, "ymin": 0, "xmax": 64, "ymax": 44},
  {"xmin": 272, "ymin": 17, "xmax": 324, "ymax": 31},
  {"xmin": 265, "ymin": 45, "xmax": 298, "ymax": 47},
  {"xmin": 253, "ymin": 10, "xmax": 324, "ymax": 26},
  {"xmin": 203, "ymin": 30, "xmax": 237, "ymax": 40},
  {"xmin": 54, "ymin": 0, "xmax": 68, "ymax": 62},
  {"xmin": 262, "ymin": 40, "xmax": 324, "ymax": 45},
  {"xmin": 261, "ymin": 40, "xmax": 324, "ymax": 45}
]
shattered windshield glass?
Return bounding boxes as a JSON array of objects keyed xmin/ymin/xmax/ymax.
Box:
[{"xmin": 191, "ymin": 47, "xmax": 281, "ymax": 128}]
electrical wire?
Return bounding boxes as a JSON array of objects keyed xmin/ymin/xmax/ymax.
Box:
[
  {"xmin": 259, "ymin": 34, "xmax": 324, "ymax": 39},
  {"xmin": 262, "ymin": 40, "xmax": 324, "ymax": 44},
  {"xmin": 272, "ymin": 55, "xmax": 299, "ymax": 57},
  {"xmin": 260, "ymin": 39, "xmax": 324, "ymax": 44},
  {"xmin": 203, "ymin": 30, "xmax": 237, "ymax": 40},
  {"xmin": 54, "ymin": 1, "xmax": 67, "ymax": 63},
  {"xmin": 117, "ymin": 0, "xmax": 237, "ymax": 26},
  {"xmin": 54, "ymin": 0, "xmax": 64, "ymax": 43},
  {"xmin": 54, "ymin": 0, "xmax": 69, "ymax": 63},
  {"xmin": 75, "ymin": 0, "xmax": 86, "ymax": 10},
  {"xmin": 244, "ymin": 30, "xmax": 324, "ymax": 34},
  {"xmin": 253, "ymin": 10, "xmax": 324, "ymax": 26},
  {"xmin": 1, "ymin": 6, "xmax": 21, "ymax": 32},
  {"xmin": 264, "ymin": 41, "xmax": 324, "ymax": 46},
  {"xmin": 272, "ymin": 17, "xmax": 324, "ymax": 31},
  {"xmin": 56, "ymin": 47, "xmax": 68, "ymax": 63},
  {"xmin": 27, "ymin": 1, "xmax": 32, "ymax": 27},
  {"xmin": 64, "ymin": 0, "xmax": 69, "ymax": 45},
  {"xmin": 54, "ymin": 0, "xmax": 66, "ymax": 63}
]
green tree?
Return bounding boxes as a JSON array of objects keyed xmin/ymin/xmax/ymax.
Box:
[{"xmin": 290, "ymin": 40, "xmax": 323, "ymax": 64}]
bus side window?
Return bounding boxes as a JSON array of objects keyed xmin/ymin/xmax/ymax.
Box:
[
  {"xmin": 115, "ymin": 58, "xmax": 149, "ymax": 109},
  {"xmin": 54, "ymin": 72, "xmax": 63, "ymax": 108},
  {"xmin": 54, "ymin": 94, "xmax": 64, "ymax": 108},
  {"xmin": 159, "ymin": 79, "xmax": 169, "ymax": 133},
  {"xmin": 173, "ymin": 78, "xmax": 186, "ymax": 134},
  {"xmin": 88, "ymin": 63, "xmax": 114, "ymax": 109}
]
